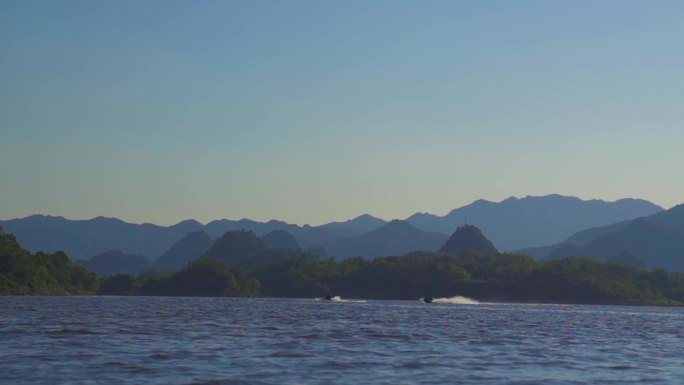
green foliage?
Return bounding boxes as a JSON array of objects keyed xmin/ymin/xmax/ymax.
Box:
[
  {"xmin": 236, "ymin": 248, "xmax": 319, "ymax": 271},
  {"xmin": 253, "ymin": 253, "xmax": 516, "ymax": 299},
  {"xmin": 202, "ymin": 230, "xmax": 268, "ymax": 266},
  {"xmin": 161, "ymin": 258, "xmax": 259, "ymax": 296},
  {"xmin": 4, "ymin": 222, "xmax": 684, "ymax": 306},
  {"xmin": 99, "ymin": 274, "xmax": 138, "ymax": 295},
  {"xmin": 518, "ymin": 257, "xmax": 675, "ymax": 305},
  {"xmin": 0, "ymin": 226, "xmax": 100, "ymax": 295},
  {"xmin": 100, "ymin": 258, "xmax": 260, "ymax": 297},
  {"xmin": 252, "ymin": 251, "xmax": 684, "ymax": 305}
]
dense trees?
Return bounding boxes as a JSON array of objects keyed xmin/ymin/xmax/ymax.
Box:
[
  {"xmin": 252, "ymin": 252, "xmax": 684, "ymax": 305},
  {"xmin": 0, "ymin": 226, "xmax": 99, "ymax": 294},
  {"xmin": 202, "ymin": 230, "xmax": 269, "ymax": 265},
  {"xmin": 155, "ymin": 259, "xmax": 259, "ymax": 297},
  {"xmin": 99, "ymin": 259, "xmax": 260, "ymax": 297},
  {"xmin": 4, "ymin": 223, "xmax": 684, "ymax": 305}
]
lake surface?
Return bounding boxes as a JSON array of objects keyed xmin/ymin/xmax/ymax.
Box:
[{"xmin": 2, "ymin": 297, "xmax": 684, "ymax": 384}]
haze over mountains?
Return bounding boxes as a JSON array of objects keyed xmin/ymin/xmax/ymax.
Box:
[
  {"xmin": 0, "ymin": 215, "xmax": 204, "ymax": 260},
  {"xmin": 521, "ymin": 204, "xmax": 684, "ymax": 271},
  {"xmin": 326, "ymin": 220, "xmax": 448, "ymax": 260},
  {"xmin": 76, "ymin": 250, "xmax": 150, "ymax": 276},
  {"xmin": 154, "ymin": 231, "xmax": 213, "ymax": 271},
  {"xmin": 0, "ymin": 195, "xmax": 665, "ymax": 267},
  {"xmin": 407, "ymin": 195, "xmax": 662, "ymax": 250}
]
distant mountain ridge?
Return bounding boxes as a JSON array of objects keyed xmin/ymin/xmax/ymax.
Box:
[
  {"xmin": 0, "ymin": 215, "xmax": 204, "ymax": 259},
  {"xmin": 319, "ymin": 214, "xmax": 387, "ymax": 233},
  {"xmin": 326, "ymin": 220, "xmax": 448, "ymax": 260},
  {"xmin": 76, "ymin": 250, "xmax": 151, "ymax": 276},
  {"xmin": 407, "ymin": 195, "xmax": 662, "ymax": 251},
  {"xmin": 154, "ymin": 231, "xmax": 213, "ymax": 271},
  {"xmin": 0, "ymin": 195, "xmax": 664, "ymax": 263},
  {"xmin": 0, "ymin": 214, "xmax": 384, "ymax": 260},
  {"xmin": 520, "ymin": 204, "xmax": 684, "ymax": 271}
]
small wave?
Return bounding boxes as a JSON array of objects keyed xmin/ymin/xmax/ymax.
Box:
[
  {"xmin": 422, "ymin": 296, "xmax": 479, "ymax": 305},
  {"xmin": 315, "ymin": 296, "xmax": 367, "ymax": 303}
]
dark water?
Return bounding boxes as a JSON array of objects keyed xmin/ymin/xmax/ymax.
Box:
[{"xmin": 2, "ymin": 297, "xmax": 684, "ymax": 385}]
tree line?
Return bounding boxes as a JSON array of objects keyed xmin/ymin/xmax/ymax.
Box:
[{"xmin": 2, "ymin": 226, "xmax": 684, "ymax": 305}]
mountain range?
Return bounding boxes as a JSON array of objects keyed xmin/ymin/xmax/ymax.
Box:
[
  {"xmin": 154, "ymin": 231, "xmax": 213, "ymax": 271},
  {"xmin": 407, "ymin": 195, "xmax": 662, "ymax": 250},
  {"xmin": 520, "ymin": 204, "xmax": 684, "ymax": 271},
  {"xmin": 76, "ymin": 250, "xmax": 151, "ymax": 276},
  {"xmin": 326, "ymin": 220, "xmax": 448, "ymax": 260},
  {"xmin": 0, "ymin": 215, "xmax": 204, "ymax": 260},
  {"xmin": 0, "ymin": 195, "xmax": 665, "ymax": 266}
]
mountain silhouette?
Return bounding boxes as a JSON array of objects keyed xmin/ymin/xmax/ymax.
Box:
[
  {"xmin": 317, "ymin": 214, "xmax": 386, "ymax": 233},
  {"xmin": 293, "ymin": 214, "xmax": 386, "ymax": 249},
  {"xmin": 0, "ymin": 195, "xmax": 663, "ymax": 262},
  {"xmin": 439, "ymin": 225, "xmax": 498, "ymax": 254},
  {"xmin": 154, "ymin": 230, "xmax": 212, "ymax": 271},
  {"xmin": 580, "ymin": 217, "xmax": 684, "ymax": 271},
  {"xmin": 202, "ymin": 230, "xmax": 269, "ymax": 266},
  {"xmin": 200, "ymin": 216, "xmax": 384, "ymax": 250},
  {"xmin": 607, "ymin": 251, "xmax": 645, "ymax": 269},
  {"xmin": 0, "ymin": 214, "xmax": 372, "ymax": 261},
  {"xmin": 77, "ymin": 250, "xmax": 151, "ymax": 276},
  {"xmin": 524, "ymin": 204, "xmax": 684, "ymax": 271},
  {"xmin": 0, "ymin": 215, "xmax": 203, "ymax": 259},
  {"xmin": 204, "ymin": 219, "xmax": 300, "ymax": 239},
  {"xmin": 294, "ymin": 226, "xmax": 363, "ymax": 249},
  {"xmin": 262, "ymin": 230, "xmax": 299, "ymax": 249},
  {"xmin": 327, "ymin": 220, "xmax": 448, "ymax": 259},
  {"xmin": 545, "ymin": 244, "xmax": 588, "ymax": 260},
  {"xmin": 406, "ymin": 195, "xmax": 662, "ymax": 251}
]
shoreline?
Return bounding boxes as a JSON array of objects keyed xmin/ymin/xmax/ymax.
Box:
[{"xmin": 2, "ymin": 293, "xmax": 682, "ymax": 308}]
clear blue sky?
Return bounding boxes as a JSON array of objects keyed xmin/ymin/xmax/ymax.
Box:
[{"xmin": 1, "ymin": 0, "xmax": 683, "ymax": 225}]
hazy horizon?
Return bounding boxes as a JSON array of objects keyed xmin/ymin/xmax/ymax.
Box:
[
  {"xmin": 0, "ymin": 193, "xmax": 669, "ymax": 227},
  {"xmin": 2, "ymin": 1, "xmax": 683, "ymax": 225}
]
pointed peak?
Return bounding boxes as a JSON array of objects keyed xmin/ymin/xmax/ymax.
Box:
[
  {"xmin": 439, "ymin": 225, "xmax": 497, "ymax": 254},
  {"xmin": 335, "ymin": 213, "xmax": 383, "ymax": 222}
]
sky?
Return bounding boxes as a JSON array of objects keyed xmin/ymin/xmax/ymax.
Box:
[{"xmin": 1, "ymin": 0, "xmax": 683, "ymax": 226}]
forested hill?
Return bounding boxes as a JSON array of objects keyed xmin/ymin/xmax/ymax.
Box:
[
  {"xmin": 5, "ymin": 223, "xmax": 684, "ymax": 307},
  {"xmin": 0, "ymin": 226, "xmax": 99, "ymax": 295}
]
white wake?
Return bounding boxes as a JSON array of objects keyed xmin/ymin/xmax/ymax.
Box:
[
  {"xmin": 316, "ymin": 296, "xmax": 367, "ymax": 303},
  {"xmin": 424, "ymin": 296, "xmax": 479, "ymax": 305}
]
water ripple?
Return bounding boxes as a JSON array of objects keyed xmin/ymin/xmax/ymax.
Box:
[{"xmin": 1, "ymin": 297, "xmax": 684, "ymax": 384}]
